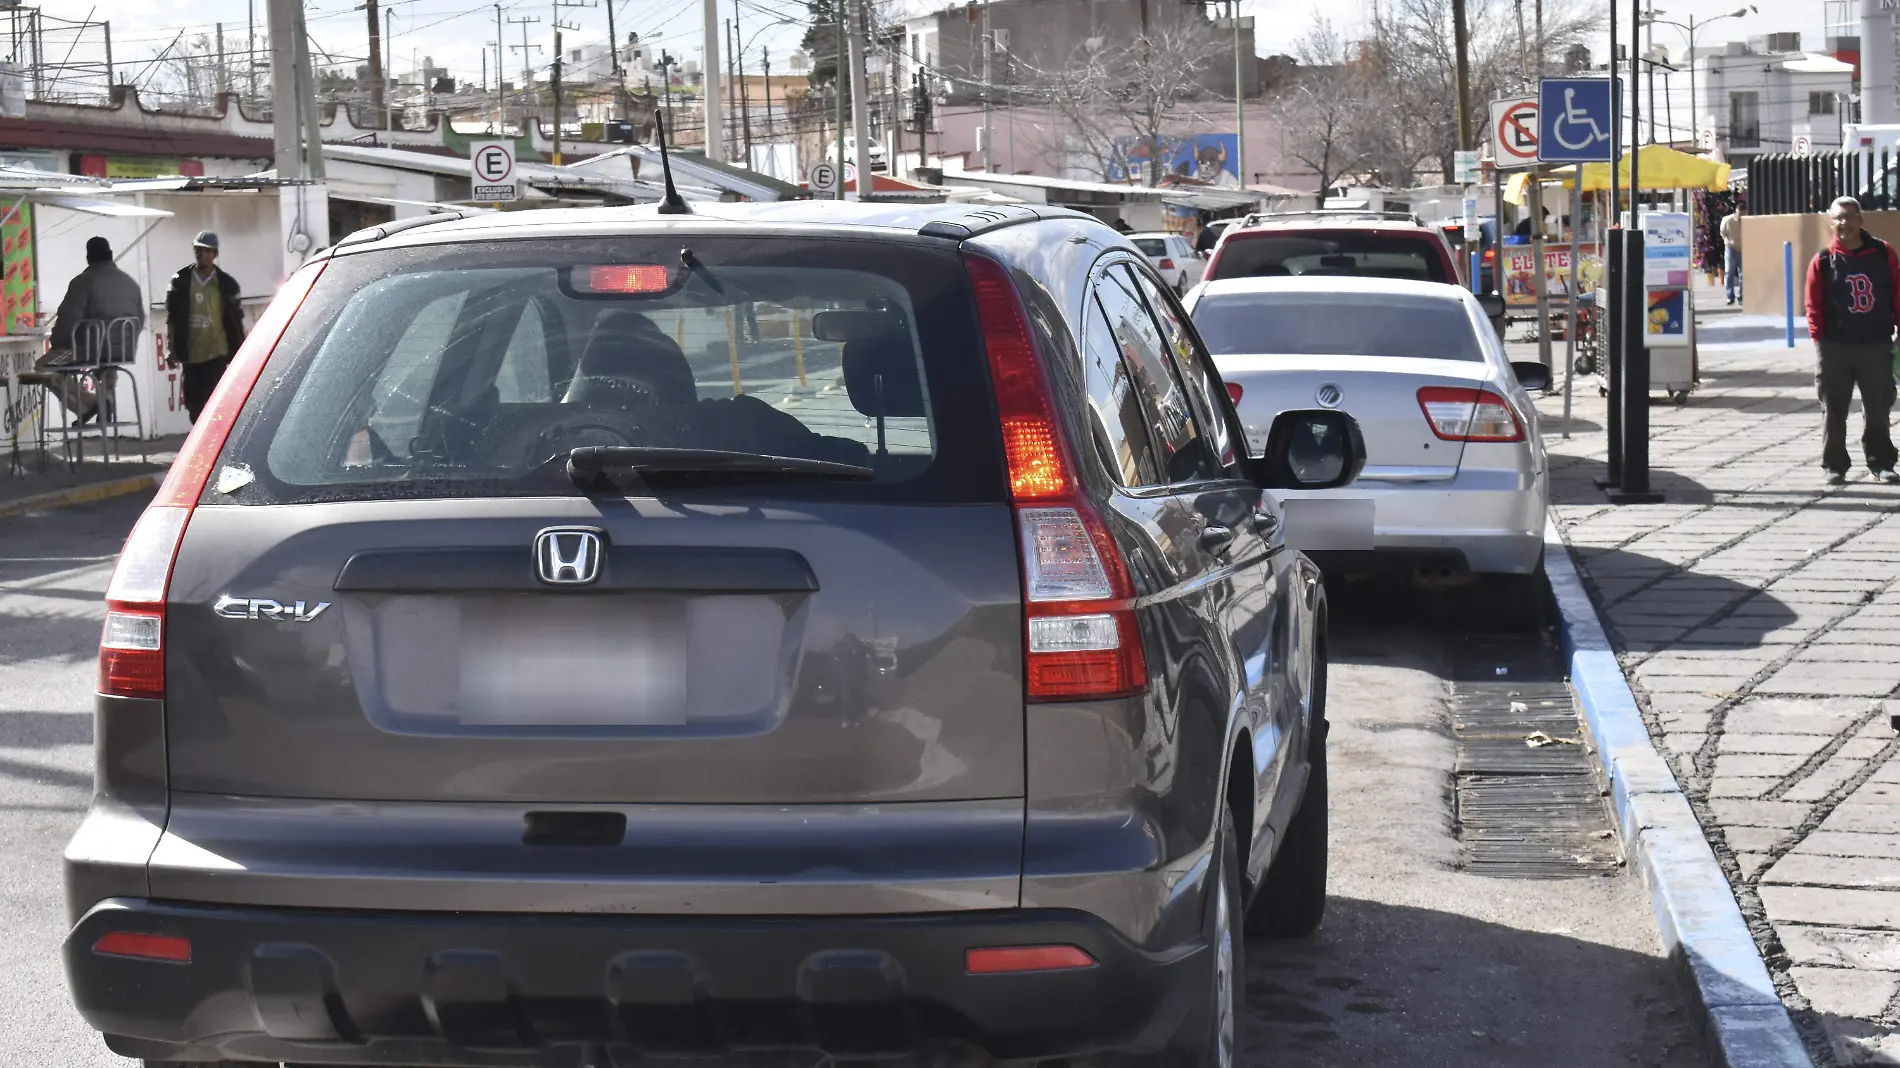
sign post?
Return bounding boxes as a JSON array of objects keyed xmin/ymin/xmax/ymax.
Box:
[{"xmin": 469, "ymin": 140, "xmax": 519, "ymax": 204}]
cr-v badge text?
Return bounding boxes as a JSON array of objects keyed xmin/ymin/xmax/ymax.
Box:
[{"xmin": 213, "ymin": 595, "xmax": 332, "ymax": 622}]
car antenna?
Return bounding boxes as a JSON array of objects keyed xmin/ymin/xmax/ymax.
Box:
[{"xmin": 652, "ymin": 111, "xmax": 691, "ymax": 216}]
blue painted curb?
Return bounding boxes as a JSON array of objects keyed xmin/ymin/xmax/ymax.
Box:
[{"xmin": 1543, "ymin": 518, "xmax": 1812, "ymax": 1068}]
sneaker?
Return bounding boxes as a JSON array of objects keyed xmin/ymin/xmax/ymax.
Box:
[
  {"xmin": 1877, "ymin": 470, "xmax": 1900, "ymax": 485},
  {"xmin": 1826, "ymin": 471, "xmax": 1849, "ymax": 486}
]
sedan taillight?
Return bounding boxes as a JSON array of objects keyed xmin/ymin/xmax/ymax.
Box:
[{"xmin": 1417, "ymin": 386, "xmax": 1522, "ymax": 443}]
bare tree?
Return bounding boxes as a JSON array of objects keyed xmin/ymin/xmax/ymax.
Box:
[
  {"xmin": 1268, "ymin": 19, "xmax": 1378, "ymax": 205},
  {"xmin": 1029, "ymin": 16, "xmax": 1223, "ymax": 185}
]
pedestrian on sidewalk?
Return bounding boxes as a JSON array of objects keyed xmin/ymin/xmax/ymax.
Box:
[
  {"xmin": 165, "ymin": 231, "xmax": 246, "ymax": 424},
  {"xmin": 1804, "ymin": 197, "xmax": 1900, "ymax": 485},
  {"xmin": 1720, "ymin": 203, "xmax": 1744, "ymax": 305}
]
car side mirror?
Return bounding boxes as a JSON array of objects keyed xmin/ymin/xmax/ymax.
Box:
[
  {"xmin": 1257, "ymin": 409, "xmax": 1365, "ymax": 490},
  {"xmin": 1476, "ymin": 293, "xmax": 1506, "ymax": 319},
  {"xmin": 1511, "ymin": 360, "xmax": 1552, "ymax": 392}
]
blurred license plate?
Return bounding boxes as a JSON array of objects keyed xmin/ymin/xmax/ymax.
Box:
[
  {"xmin": 1282, "ymin": 499, "xmax": 1375, "ymax": 551},
  {"xmin": 458, "ymin": 598, "xmax": 688, "ymax": 726}
]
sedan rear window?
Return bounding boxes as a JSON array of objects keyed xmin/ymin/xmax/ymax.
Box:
[
  {"xmin": 1191, "ymin": 292, "xmax": 1484, "ymax": 362},
  {"xmin": 1132, "ymin": 238, "xmax": 1168, "ymax": 257},
  {"xmin": 214, "ymin": 236, "xmax": 1004, "ymax": 504},
  {"xmin": 1209, "ymin": 232, "xmax": 1450, "ymax": 284}
]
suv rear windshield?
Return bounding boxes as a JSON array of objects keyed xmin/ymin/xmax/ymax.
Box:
[
  {"xmin": 1192, "ymin": 292, "xmax": 1483, "ymax": 361},
  {"xmin": 1209, "ymin": 231, "xmax": 1451, "ymax": 284},
  {"xmin": 214, "ymin": 236, "xmax": 1003, "ymax": 504}
]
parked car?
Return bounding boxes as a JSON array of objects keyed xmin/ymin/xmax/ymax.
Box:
[
  {"xmin": 1185, "ymin": 274, "xmax": 1548, "ymax": 609},
  {"xmin": 1129, "ymin": 230, "xmax": 1206, "ymax": 292},
  {"xmin": 67, "ymin": 200, "xmax": 1366, "ymax": 1068},
  {"xmin": 1204, "ymin": 210, "xmax": 1507, "ymax": 335}
]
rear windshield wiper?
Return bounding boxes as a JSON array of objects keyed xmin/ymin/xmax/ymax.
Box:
[{"xmin": 566, "ymin": 446, "xmax": 874, "ymax": 486}]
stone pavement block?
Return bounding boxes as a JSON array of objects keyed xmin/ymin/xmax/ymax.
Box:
[
  {"xmin": 1736, "ymin": 852, "xmax": 1774, "ymax": 879},
  {"xmin": 1756, "ymin": 672, "xmax": 1900, "ymax": 697},
  {"xmin": 1656, "ymin": 712, "xmax": 1712, "ymax": 736},
  {"xmin": 1711, "ymin": 799, "xmax": 1818, "ymax": 829},
  {"xmin": 1758, "ymin": 885, "xmax": 1900, "ymax": 927},
  {"xmin": 1816, "ymin": 629, "xmax": 1900, "ymax": 647},
  {"xmin": 1779, "ymin": 924, "xmax": 1900, "ymax": 970},
  {"xmin": 1795, "ymin": 644, "xmax": 1900, "ymax": 661},
  {"xmin": 1822, "ymin": 1017, "xmax": 1900, "ymax": 1066},
  {"xmin": 1798, "ymin": 830, "xmax": 1900, "ymax": 859},
  {"xmin": 1722, "ymin": 733, "xmax": 1841, "ymax": 756},
  {"xmin": 1848, "ymin": 781, "xmax": 1900, "ymax": 803},
  {"xmin": 1843, "ymin": 737, "xmax": 1897, "ymax": 759},
  {"xmin": 1714, "ymin": 753, "xmax": 1808, "ymax": 777},
  {"xmin": 1639, "ymin": 674, "xmax": 1757, "ymax": 694},
  {"xmin": 1819, "ymin": 804, "xmax": 1900, "ymax": 836},
  {"xmin": 1647, "ymin": 691, "xmax": 1729, "ymax": 716},
  {"xmin": 1709, "ymin": 776, "xmax": 1778, "ymax": 798},
  {"xmin": 1789, "ymin": 966, "xmax": 1899, "ymax": 1019},
  {"xmin": 1763, "ymin": 853, "xmax": 1900, "ymax": 889},
  {"xmin": 1723, "ymin": 698, "xmax": 1872, "ymax": 735}
]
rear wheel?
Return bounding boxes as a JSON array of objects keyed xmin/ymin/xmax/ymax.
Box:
[
  {"xmin": 1249, "ymin": 708, "xmax": 1328, "ymax": 937},
  {"xmin": 1188, "ymin": 804, "xmax": 1245, "ymax": 1067}
]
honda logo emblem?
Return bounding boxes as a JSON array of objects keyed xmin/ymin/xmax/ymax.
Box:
[{"xmin": 534, "ymin": 527, "xmax": 604, "ymax": 586}]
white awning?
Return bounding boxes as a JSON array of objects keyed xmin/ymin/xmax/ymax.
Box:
[{"xmin": 31, "ymin": 195, "xmax": 173, "ymax": 219}]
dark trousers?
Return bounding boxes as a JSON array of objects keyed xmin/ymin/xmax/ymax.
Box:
[
  {"xmin": 1817, "ymin": 340, "xmax": 1899, "ymax": 474},
  {"xmin": 181, "ymin": 357, "xmax": 231, "ymax": 423}
]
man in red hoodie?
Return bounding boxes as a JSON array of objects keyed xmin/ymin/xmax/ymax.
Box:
[{"xmin": 1806, "ymin": 196, "xmax": 1900, "ymax": 485}]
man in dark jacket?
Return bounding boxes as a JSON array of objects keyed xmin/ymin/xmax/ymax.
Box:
[
  {"xmin": 49, "ymin": 236, "xmax": 144, "ymax": 355},
  {"xmin": 1804, "ymin": 197, "xmax": 1900, "ymax": 485},
  {"xmin": 165, "ymin": 230, "xmax": 246, "ymax": 422}
]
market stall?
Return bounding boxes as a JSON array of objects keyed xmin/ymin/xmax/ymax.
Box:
[{"xmin": 1506, "ymin": 144, "xmax": 1733, "ymax": 407}]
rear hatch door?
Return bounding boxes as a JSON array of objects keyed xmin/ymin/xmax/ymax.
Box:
[{"xmin": 162, "ymin": 233, "xmax": 1025, "ymax": 808}]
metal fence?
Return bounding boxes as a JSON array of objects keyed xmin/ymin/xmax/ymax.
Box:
[{"xmin": 1749, "ymin": 150, "xmax": 1900, "ymax": 215}]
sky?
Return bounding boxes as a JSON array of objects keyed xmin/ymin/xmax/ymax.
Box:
[{"xmin": 58, "ymin": 0, "xmax": 1836, "ymax": 104}]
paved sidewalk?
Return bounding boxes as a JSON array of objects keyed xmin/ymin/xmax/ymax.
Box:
[
  {"xmin": 1535, "ymin": 336, "xmax": 1900, "ymax": 1066},
  {"xmin": 0, "ymin": 435, "xmax": 182, "ymax": 513}
]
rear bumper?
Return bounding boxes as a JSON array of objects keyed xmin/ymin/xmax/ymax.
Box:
[
  {"xmin": 1276, "ymin": 462, "xmax": 1546, "ymax": 575},
  {"xmin": 67, "ymin": 898, "xmax": 1207, "ymax": 1066}
]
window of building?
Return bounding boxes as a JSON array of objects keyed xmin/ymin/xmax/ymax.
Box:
[{"xmin": 1811, "ymin": 91, "xmax": 1836, "ymax": 115}]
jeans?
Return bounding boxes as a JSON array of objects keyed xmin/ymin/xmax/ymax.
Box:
[
  {"xmin": 1817, "ymin": 340, "xmax": 1898, "ymax": 474},
  {"xmin": 1725, "ymin": 247, "xmax": 1742, "ymax": 303}
]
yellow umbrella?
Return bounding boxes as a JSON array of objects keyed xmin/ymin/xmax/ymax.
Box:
[{"xmin": 1504, "ymin": 144, "xmax": 1731, "ymax": 204}]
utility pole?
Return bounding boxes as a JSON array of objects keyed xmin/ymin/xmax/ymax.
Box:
[
  {"xmin": 103, "ymin": 21, "xmax": 113, "ymax": 87},
  {"xmin": 508, "ymin": 14, "xmax": 542, "ymax": 140},
  {"xmin": 980, "ymin": 0, "xmax": 992, "ymax": 171},
  {"xmin": 246, "ymin": 0, "xmax": 255, "ymax": 97},
  {"xmin": 494, "ymin": 4, "xmax": 505, "ymax": 132},
  {"xmin": 552, "ymin": 29, "xmax": 565, "ymax": 164},
  {"xmin": 848, "ymin": 0, "xmax": 872, "ymax": 197},
  {"xmin": 385, "ymin": 7, "xmax": 396, "ymax": 130},
  {"xmin": 739, "ymin": 30, "xmax": 754, "ymax": 166},
  {"xmin": 834, "ymin": 1, "xmax": 846, "ymax": 200},
  {"xmin": 365, "ymin": 0, "xmax": 384, "ymax": 125},
  {"xmin": 702, "ymin": 0, "xmax": 723, "ymax": 160},
  {"xmin": 1451, "ymin": 0, "xmax": 1473, "ymax": 150},
  {"xmin": 1231, "ymin": 0, "xmax": 1246, "ymax": 190},
  {"xmin": 216, "ymin": 23, "xmax": 226, "ymax": 98},
  {"xmin": 268, "ymin": 0, "xmax": 302, "ymax": 179},
  {"xmin": 726, "ymin": 18, "xmax": 737, "ymax": 161},
  {"xmin": 762, "ymin": 47, "xmax": 773, "ymax": 147}
]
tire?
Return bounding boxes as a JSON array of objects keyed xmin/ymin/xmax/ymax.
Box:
[
  {"xmin": 1249, "ymin": 707, "xmax": 1328, "ymax": 938},
  {"xmin": 1183, "ymin": 803, "xmax": 1245, "ymax": 1068},
  {"xmin": 1178, "ymin": 274, "xmax": 1190, "ymax": 295}
]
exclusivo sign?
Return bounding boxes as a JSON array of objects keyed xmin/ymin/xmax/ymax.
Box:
[{"xmin": 469, "ymin": 140, "xmax": 519, "ymax": 203}]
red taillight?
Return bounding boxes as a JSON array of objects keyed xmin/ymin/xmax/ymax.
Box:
[
  {"xmin": 965, "ymin": 944, "xmax": 1097, "ymax": 974},
  {"xmin": 1158, "ymin": 257, "xmax": 1175, "ymax": 270},
  {"xmin": 92, "ymin": 931, "xmax": 192, "ymax": 963},
  {"xmin": 1416, "ymin": 386, "xmax": 1523, "ymax": 443},
  {"xmin": 97, "ymin": 260, "xmax": 326, "ymax": 700},
  {"xmin": 966, "ymin": 254, "xmax": 1147, "ymax": 703},
  {"xmin": 1225, "ymin": 381, "xmax": 1243, "ymax": 404}
]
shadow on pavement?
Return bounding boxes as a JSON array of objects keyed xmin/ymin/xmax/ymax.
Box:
[
  {"xmin": 1547, "ymin": 456, "xmax": 1715, "ymax": 506},
  {"xmin": 1244, "ymin": 897, "xmax": 1708, "ymax": 1068},
  {"xmin": 1567, "ymin": 546, "xmax": 1798, "ymax": 649}
]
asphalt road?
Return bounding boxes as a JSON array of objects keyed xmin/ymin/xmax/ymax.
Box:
[{"xmin": 0, "ymin": 493, "xmax": 1704, "ymax": 1068}]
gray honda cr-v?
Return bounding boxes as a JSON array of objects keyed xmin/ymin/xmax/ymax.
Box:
[{"xmin": 65, "ymin": 199, "xmax": 1363, "ymax": 1068}]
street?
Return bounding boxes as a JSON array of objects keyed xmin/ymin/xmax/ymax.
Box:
[{"xmin": 1, "ymin": 492, "xmax": 1704, "ymax": 1067}]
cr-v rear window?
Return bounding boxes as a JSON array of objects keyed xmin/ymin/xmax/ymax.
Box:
[
  {"xmin": 212, "ymin": 236, "xmax": 1004, "ymax": 504},
  {"xmin": 1209, "ymin": 231, "xmax": 1450, "ymax": 284}
]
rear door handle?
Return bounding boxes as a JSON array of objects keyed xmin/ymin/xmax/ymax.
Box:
[{"xmin": 1198, "ymin": 524, "xmax": 1237, "ymax": 555}]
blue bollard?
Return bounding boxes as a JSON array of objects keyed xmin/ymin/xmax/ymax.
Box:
[
  {"xmin": 1471, "ymin": 249, "xmax": 1481, "ymax": 294},
  {"xmin": 1784, "ymin": 241, "xmax": 1795, "ymax": 348}
]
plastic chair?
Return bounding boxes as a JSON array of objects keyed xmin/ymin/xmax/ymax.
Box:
[{"xmin": 39, "ymin": 316, "xmax": 144, "ymax": 467}]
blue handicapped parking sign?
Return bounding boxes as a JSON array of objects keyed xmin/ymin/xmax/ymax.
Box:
[{"xmin": 1538, "ymin": 78, "xmax": 1617, "ymax": 163}]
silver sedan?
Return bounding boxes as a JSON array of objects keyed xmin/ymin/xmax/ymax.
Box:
[{"xmin": 1184, "ymin": 275, "xmax": 1550, "ymax": 597}]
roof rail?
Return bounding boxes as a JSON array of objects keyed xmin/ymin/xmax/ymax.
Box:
[
  {"xmin": 917, "ymin": 205, "xmax": 1043, "ymax": 240},
  {"xmin": 1240, "ymin": 208, "xmax": 1424, "ymax": 228},
  {"xmin": 334, "ymin": 210, "xmax": 469, "ymax": 249}
]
